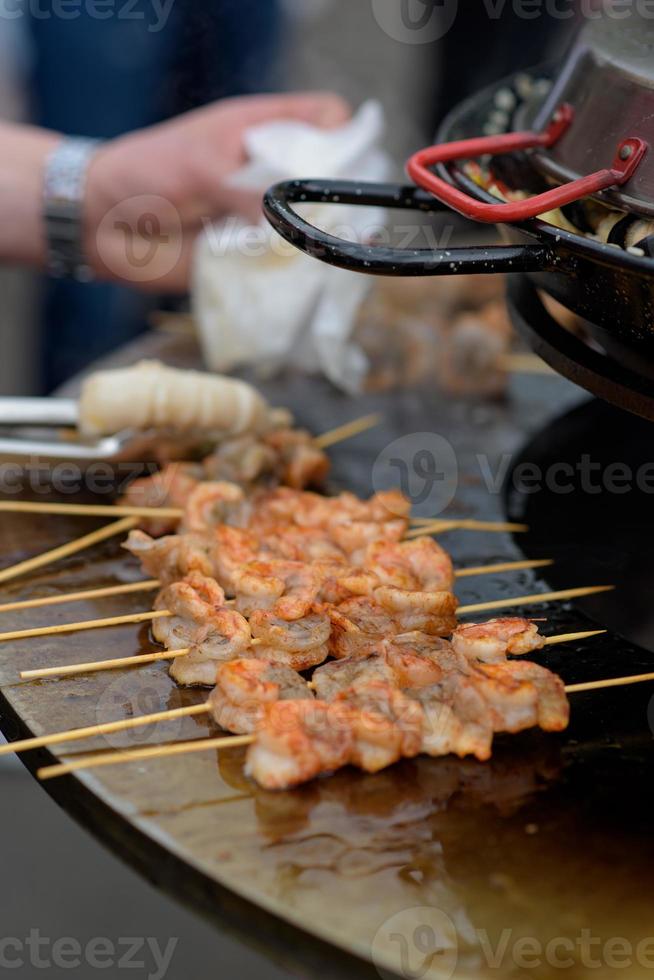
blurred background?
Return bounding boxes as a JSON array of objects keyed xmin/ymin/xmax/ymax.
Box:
[
  {"xmin": 0, "ymin": 2, "xmax": 571, "ymax": 977},
  {"xmin": 0, "ymin": 0, "xmax": 570, "ymax": 394}
]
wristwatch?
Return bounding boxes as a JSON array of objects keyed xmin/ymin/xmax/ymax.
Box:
[{"xmin": 42, "ymin": 137, "xmax": 101, "ymax": 281}]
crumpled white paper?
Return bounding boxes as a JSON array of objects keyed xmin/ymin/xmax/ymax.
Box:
[{"xmin": 192, "ymin": 100, "xmax": 391, "ymax": 393}]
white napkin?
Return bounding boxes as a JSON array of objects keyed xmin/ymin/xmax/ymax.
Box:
[{"xmin": 192, "ymin": 101, "xmax": 391, "ymax": 393}]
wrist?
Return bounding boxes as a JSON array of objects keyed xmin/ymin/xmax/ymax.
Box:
[{"xmin": 0, "ymin": 123, "xmax": 60, "ymax": 267}]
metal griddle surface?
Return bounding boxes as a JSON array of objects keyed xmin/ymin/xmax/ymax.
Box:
[{"xmin": 1, "ymin": 338, "xmax": 653, "ymax": 980}]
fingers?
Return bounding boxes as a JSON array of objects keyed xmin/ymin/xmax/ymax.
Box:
[{"xmin": 223, "ymin": 91, "xmax": 352, "ymax": 130}]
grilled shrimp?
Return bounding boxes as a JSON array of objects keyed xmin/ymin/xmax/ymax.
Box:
[
  {"xmin": 473, "ymin": 660, "xmax": 569, "ymax": 733},
  {"xmin": 262, "ymin": 427, "xmax": 331, "ymax": 490},
  {"xmin": 452, "ymin": 617, "xmax": 545, "ymax": 664},
  {"xmin": 123, "ymin": 529, "xmax": 214, "ymax": 584},
  {"xmin": 153, "ymin": 573, "xmax": 251, "ymax": 685},
  {"xmin": 245, "ymin": 699, "xmax": 355, "ymax": 790},
  {"xmin": 334, "ymin": 681, "xmax": 424, "ymax": 772},
  {"xmin": 329, "ymin": 519, "xmax": 407, "ymax": 563},
  {"xmin": 212, "ymin": 525, "xmax": 261, "ymax": 594},
  {"xmin": 181, "ymin": 480, "xmax": 246, "ymax": 533},
  {"xmin": 374, "ymin": 587, "xmax": 459, "ymax": 635},
  {"xmin": 233, "ymin": 560, "xmax": 321, "ymax": 620},
  {"xmin": 209, "ymin": 658, "xmax": 313, "ymax": 734},
  {"xmin": 312, "ymin": 654, "xmax": 397, "ymax": 700},
  {"xmin": 202, "ymin": 434, "xmax": 278, "ymax": 486},
  {"xmin": 364, "ymin": 537, "xmax": 454, "ymax": 592},
  {"xmin": 117, "ymin": 463, "xmax": 201, "ymax": 535},
  {"xmin": 409, "ymin": 675, "xmax": 495, "ymax": 761},
  {"xmin": 249, "ymin": 610, "xmax": 331, "ymax": 652}
]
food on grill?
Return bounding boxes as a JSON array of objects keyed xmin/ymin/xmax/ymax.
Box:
[
  {"xmin": 245, "ymin": 653, "xmax": 569, "ymax": 789},
  {"xmin": 208, "ymin": 659, "xmax": 314, "ymax": 734},
  {"xmin": 249, "ymin": 609, "xmax": 331, "ymax": 670},
  {"xmin": 203, "ymin": 427, "xmax": 330, "ymax": 490},
  {"xmin": 451, "ymin": 617, "xmax": 545, "ymax": 663},
  {"xmin": 153, "ymin": 572, "xmax": 252, "ymax": 686},
  {"xmin": 79, "ymin": 360, "xmax": 271, "ymax": 438}
]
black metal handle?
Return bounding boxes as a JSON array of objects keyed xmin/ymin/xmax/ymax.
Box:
[{"xmin": 263, "ymin": 179, "xmax": 556, "ymax": 277}]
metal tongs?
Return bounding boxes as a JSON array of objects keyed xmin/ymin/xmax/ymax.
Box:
[{"xmin": 0, "ymin": 397, "xmax": 157, "ymax": 465}]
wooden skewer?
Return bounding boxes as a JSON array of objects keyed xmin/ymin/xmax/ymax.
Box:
[
  {"xmin": 455, "ymin": 559, "xmax": 552, "ymax": 578},
  {"xmin": 0, "ymin": 702, "xmax": 209, "ymax": 756},
  {"xmin": 0, "ymin": 501, "xmax": 184, "ymax": 520},
  {"xmin": 38, "ymin": 734, "xmax": 255, "ymax": 780},
  {"xmin": 7, "ymin": 586, "xmax": 611, "ymax": 650},
  {"xmin": 0, "ymin": 579, "xmax": 161, "ymax": 614},
  {"xmin": 20, "ymin": 647, "xmax": 191, "ymax": 680},
  {"xmin": 543, "ymin": 629, "xmax": 606, "ymax": 646},
  {"xmin": 458, "ymin": 584, "xmax": 613, "ymax": 615},
  {"xmin": 313, "ymin": 413, "xmax": 382, "ymax": 450},
  {"xmin": 15, "ymin": 629, "xmax": 606, "ymax": 754},
  {"xmin": 405, "ymin": 519, "xmax": 529, "ymax": 538},
  {"xmin": 2, "ymin": 561, "xmax": 551, "ymax": 620},
  {"xmin": 40, "ymin": 651, "xmax": 653, "ymax": 782},
  {"xmin": 19, "ymin": 639, "xmax": 264, "ymax": 680},
  {"xmin": 0, "ymin": 608, "xmax": 172, "ymax": 643},
  {"xmin": 0, "ymin": 516, "xmax": 137, "ymax": 586},
  {"xmin": 565, "ymin": 672, "xmax": 654, "ymax": 694}
]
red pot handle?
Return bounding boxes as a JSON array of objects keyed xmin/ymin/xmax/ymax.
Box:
[{"xmin": 406, "ymin": 103, "xmax": 648, "ymax": 223}]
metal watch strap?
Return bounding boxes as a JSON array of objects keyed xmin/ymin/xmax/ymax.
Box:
[{"xmin": 43, "ymin": 137, "xmax": 101, "ymax": 281}]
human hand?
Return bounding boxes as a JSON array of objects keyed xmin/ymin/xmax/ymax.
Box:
[{"xmin": 83, "ymin": 92, "xmax": 350, "ymax": 292}]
